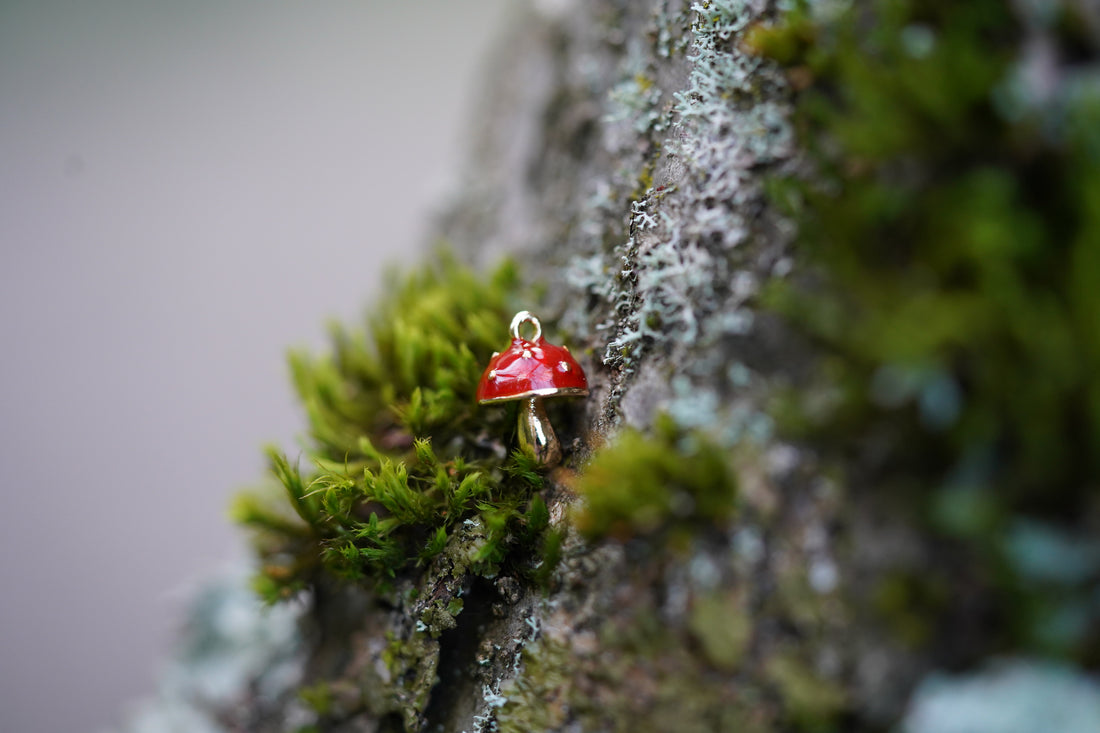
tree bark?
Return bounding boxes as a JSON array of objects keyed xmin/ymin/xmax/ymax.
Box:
[{"xmin": 126, "ymin": 1, "xmax": 1100, "ymax": 732}]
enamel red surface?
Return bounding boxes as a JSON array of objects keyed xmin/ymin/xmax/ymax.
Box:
[{"xmin": 476, "ymin": 336, "xmax": 588, "ymax": 403}]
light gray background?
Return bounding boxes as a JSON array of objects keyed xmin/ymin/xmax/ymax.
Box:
[{"xmin": 0, "ymin": 2, "xmax": 510, "ymax": 731}]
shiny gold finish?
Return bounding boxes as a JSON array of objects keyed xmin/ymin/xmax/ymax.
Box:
[{"xmin": 517, "ymin": 397, "xmax": 562, "ymax": 467}]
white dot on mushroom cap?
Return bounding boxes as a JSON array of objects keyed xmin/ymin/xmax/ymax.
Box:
[
  {"xmin": 522, "ymin": 349, "xmax": 532, "ymax": 359},
  {"xmin": 489, "ymin": 370, "xmax": 497, "ymax": 380},
  {"xmin": 558, "ymin": 362, "xmax": 571, "ymax": 372}
]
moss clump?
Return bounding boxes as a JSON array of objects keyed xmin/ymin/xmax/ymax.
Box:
[
  {"xmin": 291, "ymin": 249, "xmax": 520, "ymax": 456},
  {"xmin": 572, "ymin": 415, "xmax": 738, "ymax": 544},
  {"xmin": 232, "ymin": 252, "xmax": 555, "ymax": 600},
  {"xmin": 759, "ymin": 0, "xmax": 1100, "ymax": 662}
]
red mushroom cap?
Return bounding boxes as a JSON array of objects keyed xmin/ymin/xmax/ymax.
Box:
[{"xmin": 476, "ymin": 333, "xmax": 588, "ymax": 404}]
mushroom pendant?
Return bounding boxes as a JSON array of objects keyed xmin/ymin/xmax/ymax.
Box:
[{"xmin": 476, "ymin": 311, "xmax": 588, "ymax": 467}]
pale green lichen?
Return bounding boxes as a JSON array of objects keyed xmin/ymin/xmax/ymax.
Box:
[
  {"xmin": 902, "ymin": 659, "xmax": 1100, "ymax": 733},
  {"xmin": 494, "ymin": 636, "xmax": 575, "ymax": 733},
  {"xmin": 571, "ymin": 0, "xmax": 795, "ymax": 451}
]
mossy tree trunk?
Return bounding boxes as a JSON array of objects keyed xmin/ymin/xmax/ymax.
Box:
[{"xmin": 147, "ymin": 2, "xmax": 1100, "ymax": 733}]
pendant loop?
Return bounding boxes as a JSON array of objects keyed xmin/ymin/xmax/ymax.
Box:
[{"xmin": 509, "ymin": 310, "xmax": 542, "ymax": 342}]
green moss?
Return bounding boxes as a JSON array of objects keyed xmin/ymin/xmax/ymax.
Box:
[
  {"xmin": 573, "ymin": 414, "xmax": 738, "ymax": 544},
  {"xmin": 233, "ymin": 251, "xmax": 557, "ymax": 600},
  {"xmin": 762, "ymin": 0, "xmax": 1100, "ymax": 662},
  {"xmin": 292, "ymin": 249, "xmax": 519, "ymax": 456}
]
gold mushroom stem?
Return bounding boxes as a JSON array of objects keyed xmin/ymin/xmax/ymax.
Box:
[{"xmin": 517, "ymin": 397, "xmax": 562, "ymax": 467}]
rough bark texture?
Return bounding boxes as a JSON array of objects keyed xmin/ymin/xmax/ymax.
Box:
[
  {"xmin": 125, "ymin": 1, "xmax": 1100, "ymax": 732},
  {"xmin": 433, "ymin": 4, "xmax": 857, "ymax": 728}
]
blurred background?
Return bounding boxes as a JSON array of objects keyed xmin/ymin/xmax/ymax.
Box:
[{"xmin": 0, "ymin": 1, "xmax": 510, "ymax": 731}]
